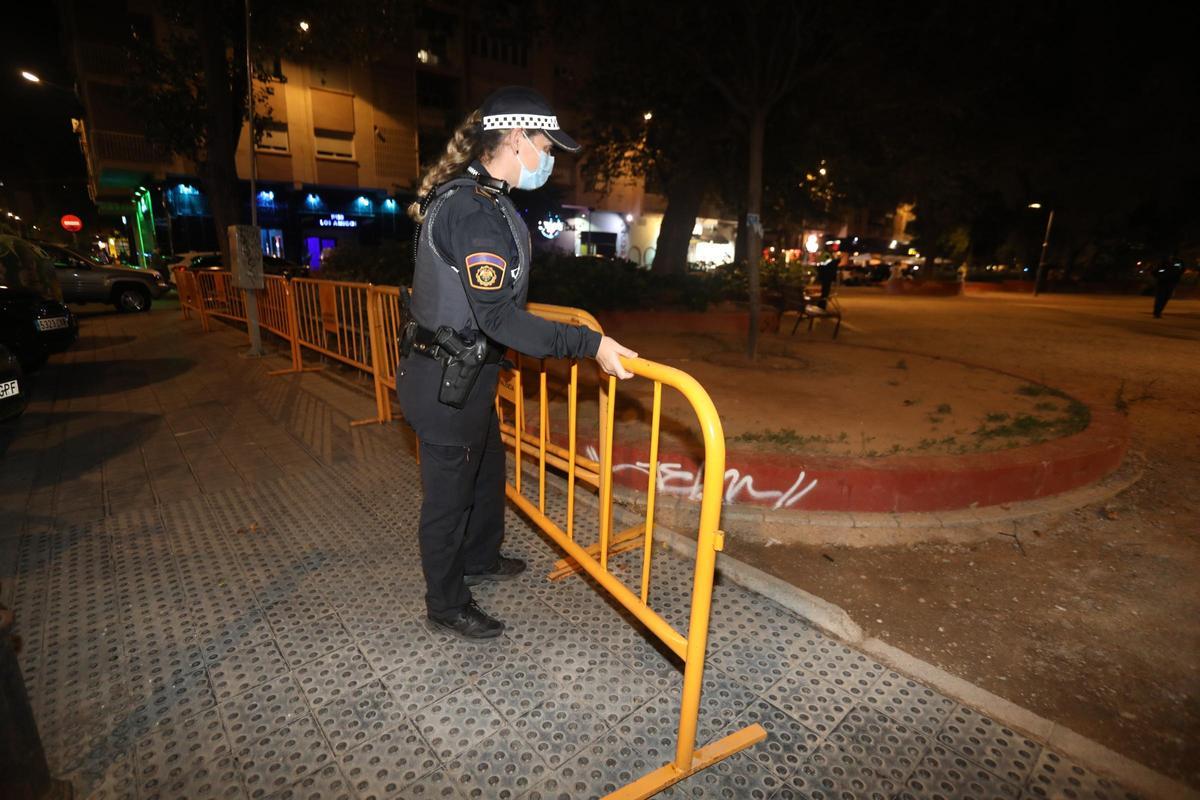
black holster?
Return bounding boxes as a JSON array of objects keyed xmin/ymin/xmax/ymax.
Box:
[{"xmin": 399, "ymin": 322, "xmax": 497, "ymax": 409}]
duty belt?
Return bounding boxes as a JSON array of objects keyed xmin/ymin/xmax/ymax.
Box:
[{"xmin": 402, "ymin": 323, "xmax": 504, "ymax": 365}]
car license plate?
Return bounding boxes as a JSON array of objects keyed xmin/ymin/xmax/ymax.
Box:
[
  {"xmin": 36, "ymin": 317, "xmax": 69, "ymax": 331},
  {"xmin": 0, "ymin": 379, "xmax": 18, "ymax": 399}
]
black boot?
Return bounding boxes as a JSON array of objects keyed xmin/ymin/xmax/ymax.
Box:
[
  {"xmin": 428, "ymin": 600, "xmax": 505, "ymax": 640},
  {"xmin": 464, "ymin": 555, "xmax": 527, "ymax": 586}
]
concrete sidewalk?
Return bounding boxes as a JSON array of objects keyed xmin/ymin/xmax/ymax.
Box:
[{"xmin": 0, "ymin": 305, "xmax": 1154, "ymax": 799}]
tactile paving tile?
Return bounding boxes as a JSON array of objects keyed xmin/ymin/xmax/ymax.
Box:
[
  {"xmin": 399, "ymin": 767, "xmax": 465, "ymax": 799},
  {"xmin": 354, "ymin": 617, "xmax": 443, "ymax": 674},
  {"xmin": 271, "ymin": 613, "xmax": 357, "ymax": 669},
  {"xmin": 75, "ymin": 748, "xmax": 139, "ymax": 800},
  {"xmin": 827, "ymin": 705, "xmax": 931, "ymax": 784},
  {"xmin": 435, "ymin": 627, "xmax": 524, "ymax": 681},
  {"xmin": 337, "ymin": 720, "xmax": 443, "ymax": 799},
  {"xmin": 568, "ymin": 658, "xmax": 663, "ymax": 727},
  {"xmin": 380, "ymin": 651, "xmax": 473, "ymax": 717},
  {"xmin": 788, "ymin": 741, "xmax": 899, "ymax": 800},
  {"xmin": 763, "ymin": 671, "xmax": 856, "ymax": 736},
  {"xmin": 663, "ymin": 749, "xmax": 785, "ymax": 799},
  {"xmin": 790, "ymin": 639, "xmax": 884, "ymax": 698},
  {"xmin": 314, "ymin": 678, "xmax": 406, "ymax": 753},
  {"xmin": 293, "ymin": 644, "xmax": 377, "ymax": 709},
  {"xmin": 525, "ymin": 732, "xmax": 656, "ymax": 800},
  {"xmin": 1024, "ymin": 748, "xmax": 1142, "ymax": 800},
  {"xmin": 219, "ymin": 673, "xmax": 311, "ymax": 751},
  {"xmin": 475, "ymin": 652, "xmax": 565, "ymax": 720},
  {"xmin": 709, "ymin": 636, "xmax": 796, "ymax": 695},
  {"xmin": 863, "ymin": 669, "xmax": 957, "ymax": 738},
  {"xmin": 124, "ymin": 667, "xmax": 217, "ymax": 739},
  {"xmin": 443, "ymin": 724, "xmax": 550, "ymax": 799},
  {"xmin": 937, "ymin": 705, "xmax": 1041, "ymax": 786},
  {"xmin": 733, "ymin": 698, "xmax": 822, "ymax": 781},
  {"xmin": 900, "ymin": 742, "xmax": 1021, "ymax": 800},
  {"xmin": 206, "ymin": 637, "xmax": 289, "ymax": 700},
  {"xmin": 134, "ymin": 707, "xmax": 236, "ymax": 800},
  {"xmin": 264, "ymin": 763, "xmax": 354, "ymax": 800},
  {"xmin": 410, "ymin": 684, "xmax": 507, "ymax": 762},
  {"xmin": 235, "ymin": 714, "xmax": 334, "ymax": 800},
  {"xmin": 509, "ymin": 690, "xmax": 614, "ymax": 769}
]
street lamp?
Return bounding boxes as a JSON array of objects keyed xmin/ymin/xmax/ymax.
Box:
[
  {"xmin": 1028, "ymin": 202, "xmax": 1055, "ymax": 296},
  {"xmin": 298, "ymin": 20, "xmax": 310, "ymax": 32},
  {"xmin": 20, "ymin": 70, "xmax": 40, "ymax": 83}
]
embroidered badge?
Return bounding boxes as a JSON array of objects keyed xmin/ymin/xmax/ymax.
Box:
[{"xmin": 465, "ymin": 252, "xmax": 507, "ymax": 291}]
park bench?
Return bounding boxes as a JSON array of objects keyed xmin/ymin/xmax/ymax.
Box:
[{"xmin": 773, "ymin": 285, "xmax": 843, "ymax": 339}]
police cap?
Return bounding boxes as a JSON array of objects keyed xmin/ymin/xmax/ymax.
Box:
[{"xmin": 480, "ymin": 86, "xmax": 581, "ymax": 153}]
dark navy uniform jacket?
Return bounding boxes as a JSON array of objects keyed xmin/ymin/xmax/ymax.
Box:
[{"xmin": 397, "ymin": 160, "xmax": 602, "ymax": 446}]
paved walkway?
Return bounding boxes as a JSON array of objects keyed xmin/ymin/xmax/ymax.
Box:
[{"xmin": 0, "ymin": 304, "xmax": 1144, "ymax": 799}]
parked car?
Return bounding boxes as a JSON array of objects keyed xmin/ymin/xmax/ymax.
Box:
[
  {"xmin": 0, "ymin": 237, "xmax": 78, "ymax": 370},
  {"xmin": 0, "ymin": 344, "xmax": 29, "ymax": 421},
  {"xmin": 186, "ymin": 253, "xmax": 310, "ymax": 279},
  {"xmin": 37, "ymin": 241, "xmax": 169, "ymax": 312}
]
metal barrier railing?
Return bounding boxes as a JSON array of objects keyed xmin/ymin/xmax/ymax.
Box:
[{"xmin": 173, "ymin": 270, "xmax": 765, "ymax": 795}]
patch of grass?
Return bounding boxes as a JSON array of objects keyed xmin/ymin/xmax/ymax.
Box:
[
  {"xmin": 984, "ymin": 412, "xmax": 1009, "ymax": 422},
  {"xmin": 1034, "ymin": 401, "xmax": 1057, "ymax": 412},
  {"xmin": 730, "ymin": 428, "xmax": 842, "ymax": 449},
  {"xmin": 837, "ymin": 431, "xmax": 850, "ymax": 443},
  {"xmin": 927, "ymin": 415, "xmax": 944, "ymax": 424},
  {"xmin": 1016, "ymin": 383, "xmax": 1069, "ymax": 399},
  {"xmin": 902, "ymin": 398, "xmax": 919, "ymax": 407},
  {"xmin": 973, "ymin": 398, "xmax": 1090, "ymax": 445},
  {"xmin": 935, "ymin": 403, "xmax": 952, "ymax": 415},
  {"xmin": 894, "ymin": 359, "xmax": 908, "ymax": 370},
  {"xmin": 886, "ymin": 379, "xmax": 901, "ymax": 387}
]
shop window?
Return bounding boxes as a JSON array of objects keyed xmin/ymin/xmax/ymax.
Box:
[
  {"xmin": 261, "ymin": 228, "xmax": 284, "ymax": 258},
  {"xmin": 258, "ymin": 121, "xmax": 289, "ymax": 153},
  {"xmin": 314, "ymin": 129, "xmax": 354, "ymax": 160}
]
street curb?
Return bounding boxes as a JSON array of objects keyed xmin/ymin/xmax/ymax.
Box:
[{"xmin": 617, "ymin": 456, "xmax": 1144, "ymax": 547}]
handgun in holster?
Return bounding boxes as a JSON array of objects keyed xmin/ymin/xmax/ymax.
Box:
[{"xmin": 398, "ymin": 320, "xmax": 494, "ymax": 409}]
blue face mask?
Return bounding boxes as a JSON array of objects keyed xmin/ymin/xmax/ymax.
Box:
[{"xmin": 516, "ymin": 130, "xmax": 554, "ymax": 190}]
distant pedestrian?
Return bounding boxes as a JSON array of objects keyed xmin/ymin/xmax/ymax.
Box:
[
  {"xmin": 1153, "ymin": 256, "xmax": 1184, "ymax": 318},
  {"xmin": 815, "ymin": 257, "xmax": 837, "ymax": 309}
]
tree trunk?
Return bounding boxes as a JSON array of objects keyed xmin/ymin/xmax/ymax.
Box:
[
  {"xmin": 197, "ymin": 7, "xmax": 241, "ymax": 267},
  {"xmin": 734, "ymin": 209, "xmax": 748, "ymax": 264},
  {"xmin": 745, "ymin": 109, "xmax": 767, "ymax": 359},
  {"xmin": 652, "ymin": 168, "xmax": 708, "ymax": 275}
]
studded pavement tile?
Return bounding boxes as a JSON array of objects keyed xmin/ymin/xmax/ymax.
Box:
[
  {"xmin": 936, "ymin": 704, "xmax": 1042, "ymax": 786},
  {"xmin": 235, "ymin": 714, "xmax": 334, "ymax": 799},
  {"xmin": 786, "ymin": 740, "xmax": 899, "ymax": 800},
  {"xmin": 1023, "ymin": 748, "xmax": 1142, "ymax": 800},
  {"xmin": 293, "ymin": 644, "xmax": 378, "ymax": 709},
  {"xmin": 900, "ymin": 742, "xmax": 1022, "ymax": 800},
  {"xmin": 862, "ymin": 669, "xmax": 957, "ymax": 738},
  {"xmin": 763, "ymin": 670, "xmax": 856, "ymax": 737},
  {"xmin": 443, "ymin": 724, "xmax": 551, "ymax": 799},
  {"xmin": 313, "ymin": 678, "xmax": 407, "ymax": 753},
  {"xmin": 220, "ymin": 672, "xmax": 311, "ymax": 751},
  {"xmin": 410, "ymin": 684, "xmax": 507, "ymax": 762},
  {"xmin": 337, "ymin": 720, "xmax": 443, "ymax": 799},
  {"xmin": 827, "ymin": 705, "xmax": 931, "ymax": 784},
  {"xmin": 264, "ymin": 763, "xmax": 354, "ymax": 800}
]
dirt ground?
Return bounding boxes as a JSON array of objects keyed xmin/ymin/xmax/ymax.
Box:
[{"xmin": 614, "ymin": 292, "xmax": 1200, "ymax": 788}]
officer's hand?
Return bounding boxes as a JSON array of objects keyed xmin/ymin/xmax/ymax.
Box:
[{"xmin": 596, "ymin": 336, "xmax": 638, "ymax": 380}]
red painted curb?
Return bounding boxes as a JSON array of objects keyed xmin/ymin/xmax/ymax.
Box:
[{"xmin": 565, "ymin": 403, "xmax": 1128, "ymax": 514}]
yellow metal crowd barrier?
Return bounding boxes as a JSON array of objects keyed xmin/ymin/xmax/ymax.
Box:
[{"xmin": 173, "ymin": 270, "xmax": 765, "ymax": 796}]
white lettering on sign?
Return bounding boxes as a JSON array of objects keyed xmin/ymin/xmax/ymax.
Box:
[
  {"xmin": 318, "ymin": 213, "xmax": 358, "ymax": 228},
  {"xmin": 585, "ymin": 446, "xmax": 819, "ymax": 510}
]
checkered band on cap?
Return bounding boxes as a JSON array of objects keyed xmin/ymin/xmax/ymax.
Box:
[{"xmin": 482, "ymin": 113, "xmax": 560, "ymax": 131}]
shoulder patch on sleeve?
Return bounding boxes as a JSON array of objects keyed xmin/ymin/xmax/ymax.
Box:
[{"xmin": 465, "ymin": 252, "xmax": 507, "ymax": 291}]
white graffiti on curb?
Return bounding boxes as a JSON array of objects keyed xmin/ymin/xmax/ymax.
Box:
[{"xmin": 584, "ymin": 446, "xmax": 819, "ymax": 510}]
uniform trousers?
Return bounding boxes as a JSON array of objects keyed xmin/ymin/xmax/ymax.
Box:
[{"xmin": 416, "ymin": 408, "xmax": 506, "ymax": 618}]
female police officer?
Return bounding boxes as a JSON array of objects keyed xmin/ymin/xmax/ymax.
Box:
[{"xmin": 400, "ymin": 86, "xmax": 638, "ymax": 641}]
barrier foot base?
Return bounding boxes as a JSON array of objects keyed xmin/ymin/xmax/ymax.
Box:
[
  {"xmin": 602, "ymin": 723, "xmax": 768, "ymax": 800},
  {"xmin": 350, "ymin": 416, "xmax": 387, "ymax": 427},
  {"xmin": 267, "ymin": 365, "xmax": 325, "ymax": 376},
  {"xmin": 547, "ymin": 524, "xmax": 644, "ymax": 581}
]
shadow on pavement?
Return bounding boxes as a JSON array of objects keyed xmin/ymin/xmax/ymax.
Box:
[
  {"xmin": 33, "ymin": 358, "xmax": 196, "ymax": 398},
  {"xmin": 69, "ymin": 335, "xmax": 138, "ymax": 351},
  {"xmin": 0, "ymin": 410, "xmax": 163, "ymax": 483}
]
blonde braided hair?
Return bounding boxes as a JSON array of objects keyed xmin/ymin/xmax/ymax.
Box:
[{"xmin": 408, "ymin": 110, "xmax": 511, "ymax": 222}]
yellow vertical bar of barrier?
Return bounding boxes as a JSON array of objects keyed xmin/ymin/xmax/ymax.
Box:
[
  {"xmin": 640, "ymin": 381, "xmax": 663, "ymax": 604},
  {"xmin": 538, "ymin": 364, "xmax": 547, "ymax": 514},
  {"xmin": 598, "ymin": 373, "xmax": 617, "ymax": 571},
  {"xmin": 673, "ymin": 381, "xmax": 728, "ymax": 773},
  {"xmin": 566, "ymin": 360, "xmax": 578, "ymax": 541},
  {"xmin": 513, "ymin": 356, "xmax": 523, "ymax": 496},
  {"xmin": 287, "ymin": 281, "xmax": 302, "ymax": 370},
  {"xmin": 366, "ymin": 287, "xmax": 390, "ymax": 422}
]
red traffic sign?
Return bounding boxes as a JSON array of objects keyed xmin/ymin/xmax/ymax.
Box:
[{"xmin": 60, "ymin": 214, "xmax": 83, "ymax": 232}]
